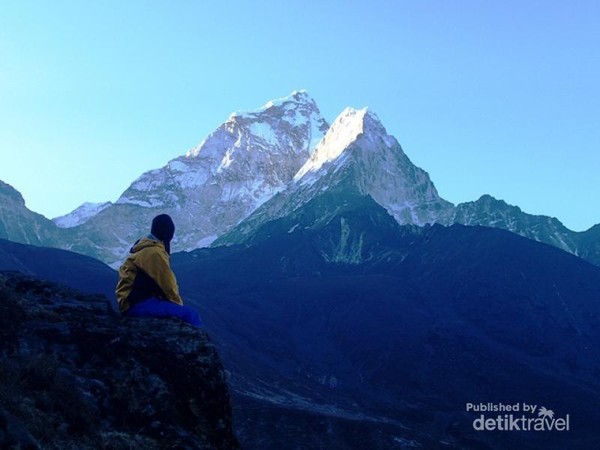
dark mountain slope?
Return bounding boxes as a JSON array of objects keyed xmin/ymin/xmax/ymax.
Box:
[
  {"xmin": 173, "ymin": 193, "xmax": 600, "ymax": 449},
  {"xmin": 0, "ymin": 238, "xmax": 117, "ymax": 300},
  {"xmin": 578, "ymin": 223, "xmax": 600, "ymax": 266}
]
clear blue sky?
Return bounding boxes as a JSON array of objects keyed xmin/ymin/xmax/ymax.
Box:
[{"xmin": 0, "ymin": 0, "xmax": 598, "ymax": 230}]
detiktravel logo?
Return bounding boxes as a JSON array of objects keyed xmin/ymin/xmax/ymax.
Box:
[{"xmin": 466, "ymin": 402, "xmax": 570, "ymax": 432}]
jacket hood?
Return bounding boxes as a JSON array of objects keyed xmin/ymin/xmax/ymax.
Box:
[{"xmin": 130, "ymin": 236, "xmax": 166, "ymax": 254}]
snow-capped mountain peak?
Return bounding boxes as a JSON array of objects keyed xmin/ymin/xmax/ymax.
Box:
[
  {"xmin": 80, "ymin": 91, "xmax": 330, "ymax": 260},
  {"xmin": 300, "ymin": 106, "xmax": 454, "ymax": 226},
  {"xmin": 118, "ymin": 91, "xmax": 329, "ymax": 205},
  {"xmin": 53, "ymin": 202, "xmax": 113, "ymax": 228},
  {"xmin": 186, "ymin": 90, "xmax": 325, "ymax": 160},
  {"xmin": 294, "ymin": 107, "xmax": 391, "ymax": 182}
]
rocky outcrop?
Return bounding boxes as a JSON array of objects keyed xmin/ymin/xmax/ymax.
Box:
[{"xmin": 0, "ymin": 273, "xmax": 239, "ymax": 450}]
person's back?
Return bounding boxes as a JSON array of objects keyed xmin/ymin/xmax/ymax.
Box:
[{"xmin": 115, "ymin": 214, "xmax": 201, "ymax": 327}]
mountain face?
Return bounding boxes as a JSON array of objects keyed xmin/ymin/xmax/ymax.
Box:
[
  {"xmin": 172, "ymin": 192, "xmax": 600, "ymax": 449},
  {"xmin": 293, "ymin": 108, "xmax": 453, "ymax": 226},
  {"xmin": 216, "ymin": 107, "xmax": 454, "ymax": 246},
  {"xmin": 0, "ymin": 272, "xmax": 240, "ymax": 450},
  {"xmin": 59, "ymin": 91, "xmax": 329, "ymax": 266},
  {"xmin": 0, "ymin": 181, "xmax": 61, "ymax": 247}
]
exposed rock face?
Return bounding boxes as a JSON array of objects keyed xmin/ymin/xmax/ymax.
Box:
[
  {"xmin": 0, "ymin": 273, "xmax": 239, "ymax": 450},
  {"xmin": 454, "ymin": 194, "xmax": 579, "ymax": 253},
  {"xmin": 0, "ymin": 181, "xmax": 60, "ymax": 247},
  {"xmin": 293, "ymin": 108, "xmax": 454, "ymax": 226},
  {"xmin": 578, "ymin": 224, "xmax": 600, "ymax": 266}
]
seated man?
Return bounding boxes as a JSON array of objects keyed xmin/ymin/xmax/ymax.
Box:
[{"xmin": 115, "ymin": 214, "xmax": 202, "ymax": 327}]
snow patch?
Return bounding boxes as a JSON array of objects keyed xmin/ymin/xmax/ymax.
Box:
[
  {"xmin": 116, "ymin": 197, "xmax": 162, "ymax": 208},
  {"xmin": 218, "ymin": 150, "xmax": 234, "ymax": 172},
  {"xmin": 53, "ymin": 202, "xmax": 113, "ymax": 228},
  {"xmin": 196, "ymin": 235, "xmax": 218, "ymax": 248}
]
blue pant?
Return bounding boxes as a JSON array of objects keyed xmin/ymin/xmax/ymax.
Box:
[{"xmin": 124, "ymin": 298, "xmax": 202, "ymax": 327}]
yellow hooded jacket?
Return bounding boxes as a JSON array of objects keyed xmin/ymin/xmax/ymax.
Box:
[{"xmin": 115, "ymin": 236, "xmax": 183, "ymax": 312}]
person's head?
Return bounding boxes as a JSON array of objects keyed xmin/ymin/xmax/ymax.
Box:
[{"xmin": 151, "ymin": 214, "xmax": 175, "ymax": 253}]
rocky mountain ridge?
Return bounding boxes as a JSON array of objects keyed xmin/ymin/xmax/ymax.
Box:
[{"xmin": 0, "ymin": 92, "xmax": 598, "ymax": 267}]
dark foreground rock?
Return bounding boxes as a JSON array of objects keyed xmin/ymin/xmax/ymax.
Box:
[{"xmin": 0, "ymin": 272, "xmax": 240, "ymax": 450}]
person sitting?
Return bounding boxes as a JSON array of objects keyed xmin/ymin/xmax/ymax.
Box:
[{"xmin": 115, "ymin": 214, "xmax": 201, "ymax": 327}]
